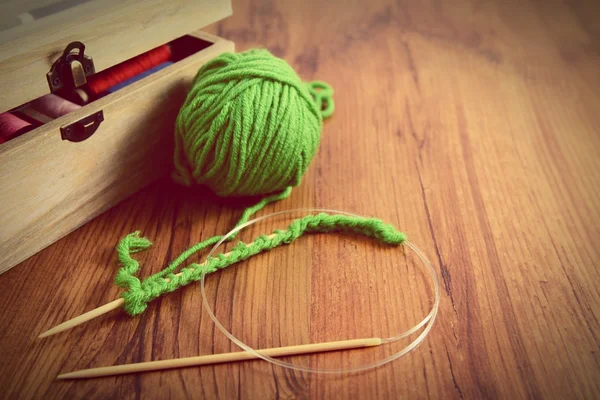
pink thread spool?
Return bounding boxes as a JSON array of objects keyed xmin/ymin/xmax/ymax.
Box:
[
  {"xmin": 30, "ymin": 93, "xmax": 80, "ymax": 118},
  {"xmin": 0, "ymin": 112, "xmax": 33, "ymax": 144}
]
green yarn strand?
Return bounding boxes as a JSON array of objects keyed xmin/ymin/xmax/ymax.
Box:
[{"xmin": 115, "ymin": 213, "xmax": 406, "ymax": 316}]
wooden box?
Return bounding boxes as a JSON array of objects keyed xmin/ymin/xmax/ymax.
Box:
[{"xmin": 0, "ymin": 0, "xmax": 234, "ymax": 273}]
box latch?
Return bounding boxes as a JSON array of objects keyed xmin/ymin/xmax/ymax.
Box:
[
  {"xmin": 60, "ymin": 111, "xmax": 104, "ymax": 142},
  {"xmin": 47, "ymin": 41, "xmax": 95, "ymax": 93},
  {"xmin": 48, "ymin": 42, "xmax": 103, "ymax": 142}
]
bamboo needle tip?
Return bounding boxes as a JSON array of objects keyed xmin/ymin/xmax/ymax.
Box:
[
  {"xmin": 38, "ymin": 331, "xmax": 51, "ymax": 339},
  {"xmin": 38, "ymin": 320, "xmax": 75, "ymax": 338},
  {"xmin": 38, "ymin": 298, "xmax": 126, "ymax": 339},
  {"xmin": 38, "ymin": 327, "xmax": 61, "ymax": 339}
]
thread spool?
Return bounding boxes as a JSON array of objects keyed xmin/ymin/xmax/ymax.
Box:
[
  {"xmin": 0, "ymin": 112, "xmax": 33, "ymax": 144},
  {"xmin": 30, "ymin": 93, "xmax": 80, "ymax": 119},
  {"xmin": 87, "ymin": 45, "xmax": 172, "ymax": 96},
  {"xmin": 106, "ymin": 61, "xmax": 173, "ymax": 93}
]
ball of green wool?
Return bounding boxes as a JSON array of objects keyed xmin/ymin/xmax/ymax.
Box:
[{"xmin": 173, "ymin": 49, "xmax": 333, "ymax": 197}]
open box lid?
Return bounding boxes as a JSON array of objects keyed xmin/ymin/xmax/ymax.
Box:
[{"xmin": 0, "ymin": 0, "xmax": 231, "ymax": 113}]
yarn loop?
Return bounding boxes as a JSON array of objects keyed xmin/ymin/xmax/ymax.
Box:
[{"xmin": 305, "ymin": 81, "xmax": 335, "ymax": 118}]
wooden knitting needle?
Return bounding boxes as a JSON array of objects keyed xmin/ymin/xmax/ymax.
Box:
[
  {"xmin": 39, "ymin": 298, "xmax": 125, "ymax": 338},
  {"xmin": 57, "ymin": 337, "xmax": 383, "ymax": 379},
  {"xmin": 39, "ymin": 235, "xmax": 277, "ymax": 339}
]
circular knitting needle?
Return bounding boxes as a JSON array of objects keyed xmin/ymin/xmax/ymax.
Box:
[
  {"xmin": 39, "ymin": 235, "xmax": 277, "ymax": 339},
  {"xmin": 57, "ymin": 337, "xmax": 383, "ymax": 379}
]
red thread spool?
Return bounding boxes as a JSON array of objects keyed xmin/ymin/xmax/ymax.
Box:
[
  {"xmin": 87, "ymin": 45, "xmax": 172, "ymax": 95},
  {"xmin": 0, "ymin": 112, "xmax": 33, "ymax": 144},
  {"xmin": 31, "ymin": 93, "xmax": 80, "ymax": 118}
]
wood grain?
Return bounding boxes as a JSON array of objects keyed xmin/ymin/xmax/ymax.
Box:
[{"xmin": 1, "ymin": 0, "xmax": 599, "ymax": 398}]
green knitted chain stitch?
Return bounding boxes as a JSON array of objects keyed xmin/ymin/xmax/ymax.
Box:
[{"xmin": 115, "ymin": 213, "xmax": 406, "ymax": 316}]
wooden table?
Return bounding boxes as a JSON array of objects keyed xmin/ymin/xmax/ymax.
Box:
[{"xmin": 1, "ymin": 0, "xmax": 599, "ymax": 398}]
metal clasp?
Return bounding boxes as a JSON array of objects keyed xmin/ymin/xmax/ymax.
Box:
[
  {"xmin": 60, "ymin": 111, "xmax": 104, "ymax": 142},
  {"xmin": 47, "ymin": 41, "xmax": 95, "ymax": 93}
]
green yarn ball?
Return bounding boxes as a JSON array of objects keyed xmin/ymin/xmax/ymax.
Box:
[{"xmin": 173, "ymin": 49, "xmax": 334, "ymax": 197}]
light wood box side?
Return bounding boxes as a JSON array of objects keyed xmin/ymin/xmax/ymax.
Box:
[{"xmin": 0, "ymin": 31, "xmax": 235, "ymax": 274}]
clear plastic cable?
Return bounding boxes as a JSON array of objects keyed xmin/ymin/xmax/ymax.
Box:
[{"xmin": 200, "ymin": 208, "xmax": 440, "ymax": 373}]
